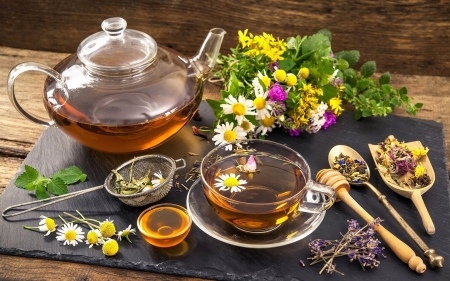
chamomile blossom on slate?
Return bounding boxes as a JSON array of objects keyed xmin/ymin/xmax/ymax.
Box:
[
  {"xmin": 22, "ymin": 215, "xmax": 57, "ymax": 236},
  {"xmin": 214, "ymin": 173, "xmax": 247, "ymax": 193},
  {"xmin": 102, "ymin": 238, "xmax": 119, "ymax": 256},
  {"xmin": 56, "ymin": 223, "xmax": 85, "ymax": 246},
  {"xmin": 99, "ymin": 218, "xmax": 116, "ymax": 238},
  {"xmin": 151, "ymin": 171, "xmax": 165, "ymax": 187},
  {"xmin": 85, "ymin": 229, "xmax": 103, "ymax": 248},
  {"xmin": 117, "ymin": 224, "xmax": 137, "ymax": 243},
  {"xmin": 212, "ymin": 121, "xmax": 247, "ymax": 151}
]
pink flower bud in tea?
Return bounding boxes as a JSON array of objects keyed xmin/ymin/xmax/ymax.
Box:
[{"xmin": 244, "ymin": 155, "xmax": 257, "ymax": 173}]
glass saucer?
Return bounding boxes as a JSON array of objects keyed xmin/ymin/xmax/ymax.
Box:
[{"xmin": 186, "ymin": 178, "xmax": 326, "ymax": 248}]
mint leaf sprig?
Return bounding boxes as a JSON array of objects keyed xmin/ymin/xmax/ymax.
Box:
[{"xmin": 14, "ymin": 165, "xmax": 87, "ymax": 200}]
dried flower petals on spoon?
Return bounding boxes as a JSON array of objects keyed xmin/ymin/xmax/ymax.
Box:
[
  {"xmin": 332, "ymin": 153, "xmax": 369, "ymax": 183},
  {"xmin": 374, "ymin": 135, "xmax": 431, "ymax": 189}
]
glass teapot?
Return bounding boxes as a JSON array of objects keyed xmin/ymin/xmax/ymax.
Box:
[{"xmin": 7, "ymin": 18, "xmax": 225, "ymax": 153}]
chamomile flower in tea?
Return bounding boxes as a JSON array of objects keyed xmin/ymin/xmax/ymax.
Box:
[
  {"xmin": 56, "ymin": 223, "xmax": 85, "ymax": 246},
  {"xmin": 214, "ymin": 173, "xmax": 247, "ymax": 193}
]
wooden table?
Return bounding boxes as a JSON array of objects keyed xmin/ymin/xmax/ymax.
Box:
[{"xmin": 1, "ymin": 45, "xmax": 450, "ymax": 280}]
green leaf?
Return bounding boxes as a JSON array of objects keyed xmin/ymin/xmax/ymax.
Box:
[
  {"xmin": 399, "ymin": 87, "xmax": 407, "ymax": 96},
  {"xmin": 287, "ymin": 37, "xmax": 297, "ymax": 50},
  {"xmin": 353, "ymin": 109, "xmax": 363, "ymax": 120},
  {"xmin": 35, "ymin": 185, "xmax": 49, "ymax": 200},
  {"xmin": 415, "ymin": 102, "xmax": 424, "ymax": 109},
  {"xmin": 360, "ymin": 61, "xmax": 376, "ymax": 78},
  {"xmin": 206, "ymin": 99, "xmax": 224, "ymax": 118},
  {"xmin": 25, "ymin": 182, "xmax": 36, "ymax": 191},
  {"xmin": 302, "ymin": 33, "xmax": 331, "ymax": 56},
  {"xmin": 229, "ymin": 72, "xmax": 240, "ymax": 94},
  {"xmin": 278, "ymin": 58, "xmax": 296, "ymax": 71},
  {"xmin": 335, "ymin": 58, "xmax": 349, "ymax": 71},
  {"xmin": 319, "ymin": 84, "xmax": 338, "ymax": 102},
  {"xmin": 358, "ymin": 79, "xmax": 370, "ymax": 91},
  {"xmin": 379, "ymin": 72, "xmax": 391, "ymax": 85},
  {"xmin": 14, "ymin": 165, "xmax": 39, "ymax": 188},
  {"xmin": 317, "ymin": 29, "xmax": 332, "ymax": 41},
  {"xmin": 47, "ymin": 177, "xmax": 68, "ymax": 196},
  {"xmin": 343, "ymin": 69, "xmax": 358, "ymax": 88},
  {"xmin": 362, "ymin": 109, "xmax": 373, "ymax": 117},
  {"xmin": 334, "ymin": 50, "xmax": 360, "ymax": 67},
  {"xmin": 51, "ymin": 166, "xmax": 86, "ymax": 185}
]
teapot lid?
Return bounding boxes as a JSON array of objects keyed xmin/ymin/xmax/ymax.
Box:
[{"xmin": 77, "ymin": 17, "xmax": 157, "ymax": 75}]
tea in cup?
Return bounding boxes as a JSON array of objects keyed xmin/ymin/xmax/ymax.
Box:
[{"xmin": 200, "ymin": 139, "xmax": 335, "ymax": 233}]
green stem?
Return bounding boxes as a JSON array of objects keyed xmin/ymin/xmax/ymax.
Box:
[{"xmin": 22, "ymin": 225, "xmax": 40, "ymax": 232}]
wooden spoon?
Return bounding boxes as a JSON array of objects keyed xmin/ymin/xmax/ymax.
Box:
[
  {"xmin": 328, "ymin": 145, "xmax": 443, "ymax": 268},
  {"xmin": 368, "ymin": 141, "xmax": 435, "ymax": 235},
  {"xmin": 316, "ymin": 169, "xmax": 427, "ymax": 273}
]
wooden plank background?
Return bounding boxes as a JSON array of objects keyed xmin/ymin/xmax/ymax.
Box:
[{"xmin": 1, "ymin": 0, "xmax": 449, "ymax": 77}]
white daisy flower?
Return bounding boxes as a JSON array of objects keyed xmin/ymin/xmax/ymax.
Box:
[
  {"xmin": 116, "ymin": 224, "xmax": 137, "ymax": 243},
  {"xmin": 85, "ymin": 229, "xmax": 103, "ymax": 248},
  {"xmin": 214, "ymin": 173, "xmax": 247, "ymax": 193},
  {"xmin": 255, "ymin": 115, "xmax": 276, "ymax": 136},
  {"xmin": 220, "ymin": 95, "xmax": 255, "ymax": 125},
  {"xmin": 252, "ymin": 78, "xmax": 272, "ymax": 120},
  {"xmin": 212, "ymin": 121, "xmax": 247, "ymax": 151},
  {"xmin": 56, "ymin": 223, "xmax": 85, "ymax": 246},
  {"xmin": 240, "ymin": 117, "xmax": 256, "ymax": 133},
  {"xmin": 38, "ymin": 215, "xmax": 57, "ymax": 236},
  {"xmin": 151, "ymin": 171, "xmax": 165, "ymax": 187}
]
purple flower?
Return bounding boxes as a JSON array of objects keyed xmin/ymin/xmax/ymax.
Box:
[
  {"xmin": 289, "ymin": 128, "xmax": 302, "ymax": 137},
  {"xmin": 322, "ymin": 111, "xmax": 337, "ymax": 130},
  {"xmin": 269, "ymin": 62, "xmax": 279, "ymax": 71},
  {"xmin": 268, "ymin": 83, "xmax": 287, "ymax": 102},
  {"xmin": 330, "ymin": 52, "xmax": 335, "ymax": 58}
]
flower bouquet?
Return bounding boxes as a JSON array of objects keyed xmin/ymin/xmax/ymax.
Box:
[{"xmin": 207, "ymin": 29, "xmax": 422, "ymax": 149}]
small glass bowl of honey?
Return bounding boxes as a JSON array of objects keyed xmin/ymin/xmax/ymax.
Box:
[{"xmin": 137, "ymin": 203, "xmax": 192, "ymax": 248}]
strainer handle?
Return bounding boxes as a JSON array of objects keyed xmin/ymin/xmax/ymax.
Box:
[
  {"xmin": 2, "ymin": 185, "xmax": 104, "ymax": 218},
  {"xmin": 175, "ymin": 158, "xmax": 186, "ymax": 171}
]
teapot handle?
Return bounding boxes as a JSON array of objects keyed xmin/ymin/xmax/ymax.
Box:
[{"xmin": 7, "ymin": 62, "xmax": 64, "ymax": 127}]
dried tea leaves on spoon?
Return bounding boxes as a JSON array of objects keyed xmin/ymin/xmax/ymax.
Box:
[{"xmin": 332, "ymin": 153, "xmax": 369, "ymax": 183}]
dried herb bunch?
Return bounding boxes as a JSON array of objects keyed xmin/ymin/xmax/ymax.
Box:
[
  {"xmin": 332, "ymin": 153, "xmax": 369, "ymax": 183},
  {"xmin": 307, "ymin": 218, "xmax": 385, "ymax": 274}
]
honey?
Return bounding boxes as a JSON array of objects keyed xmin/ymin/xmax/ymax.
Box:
[{"xmin": 138, "ymin": 204, "xmax": 191, "ymax": 248}]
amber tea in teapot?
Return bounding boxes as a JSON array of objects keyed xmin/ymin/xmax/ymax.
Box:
[{"xmin": 8, "ymin": 17, "xmax": 225, "ymax": 153}]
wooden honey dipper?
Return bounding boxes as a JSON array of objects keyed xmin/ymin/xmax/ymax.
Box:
[{"xmin": 316, "ymin": 169, "xmax": 426, "ymax": 274}]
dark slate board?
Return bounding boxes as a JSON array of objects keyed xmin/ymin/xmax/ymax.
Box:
[{"xmin": 1, "ymin": 102, "xmax": 449, "ymax": 281}]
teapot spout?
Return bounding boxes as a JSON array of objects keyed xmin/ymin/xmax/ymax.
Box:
[{"xmin": 190, "ymin": 28, "xmax": 226, "ymax": 76}]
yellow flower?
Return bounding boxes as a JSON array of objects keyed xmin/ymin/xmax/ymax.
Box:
[
  {"xmin": 412, "ymin": 147, "xmax": 429, "ymax": 160},
  {"xmin": 102, "ymin": 239, "xmax": 119, "ymax": 256},
  {"xmin": 299, "ymin": 68, "xmax": 309, "ymax": 79},
  {"xmin": 274, "ymin": 69, "xmax": 287, "ymax": 82},
  {"xmin": 329, "ymin": 97, "xmax": 344, "ymax": 116},
  {"xmin": 238, "ymin": 29, "xmax": 252, "ymax": 48},
  {"xmin": 415, "ymin": 162, "xmax": 426, "ymax": 178},
  {"xmin": 286, "ymin": 74, "xmax": 298, "ymax": 87},
  {"xmin": 99, "ymin": 219, "xmax": 116, "ymax": 238}
]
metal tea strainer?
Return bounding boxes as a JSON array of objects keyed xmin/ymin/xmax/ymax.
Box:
[{"xmin": 2, "ymin": 154, "xmax": 186, "ymax": 217}]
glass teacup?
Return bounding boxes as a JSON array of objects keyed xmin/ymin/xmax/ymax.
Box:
[{"xmin": 200, "ymin": 139, "xmax": 336, "ymax": 233}]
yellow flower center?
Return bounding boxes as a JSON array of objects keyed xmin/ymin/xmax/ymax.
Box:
[
  {"xmin": 274, "ymin": 69, "xmax": 286, "ymax": 82},
  {"xmin": 261, "ymin": 115, "xmax": 275, "ymax": 127},
  {"xmin": 45, "ymin": 218, "xmax": 56, "ymax": 231},
  {"xmin": 223, "ymin": 177, "xmax": 239, "ymax": 187},
  {"xmin": 253, "ymin": 97, "xmax": 266, "ymax": 110},
  {"xmin": 241, "ymin": 120, "xmax": 251, "ymax": 131},
  {"xmin": 286, "ymin": 74, "xmax": 297, "ymax": 86},
  {"xmin": 232, "ymin": 103, "xmax": 246, "ymax": 116},
  {"xmin": 299, "ymin": 68, "xmax": 309, "ymax": 79},
  {"xmin": 159, "ymin": 177, "xmax": 165, "ymax": 183},
  {"xmin": 100, "ymin": 221, "xmax": 116, "ymax": 238},
  {"xmin": 65, "ymin": 230, "xmax": 76, "ymax": 241},
  {"xmin": 261, "ymin": 76, "xmax": 271, "ymax": 87},
  {"xmin": 223, "ymin": 130, "xmax": 237, "ymax": 143},
  {"xmin": 102, "ymin": 240, "xmax": 119, "ymax": 256},
  {"xmin": 87, "ymin": 231, "xmax": 99, "ymax": 244}
]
